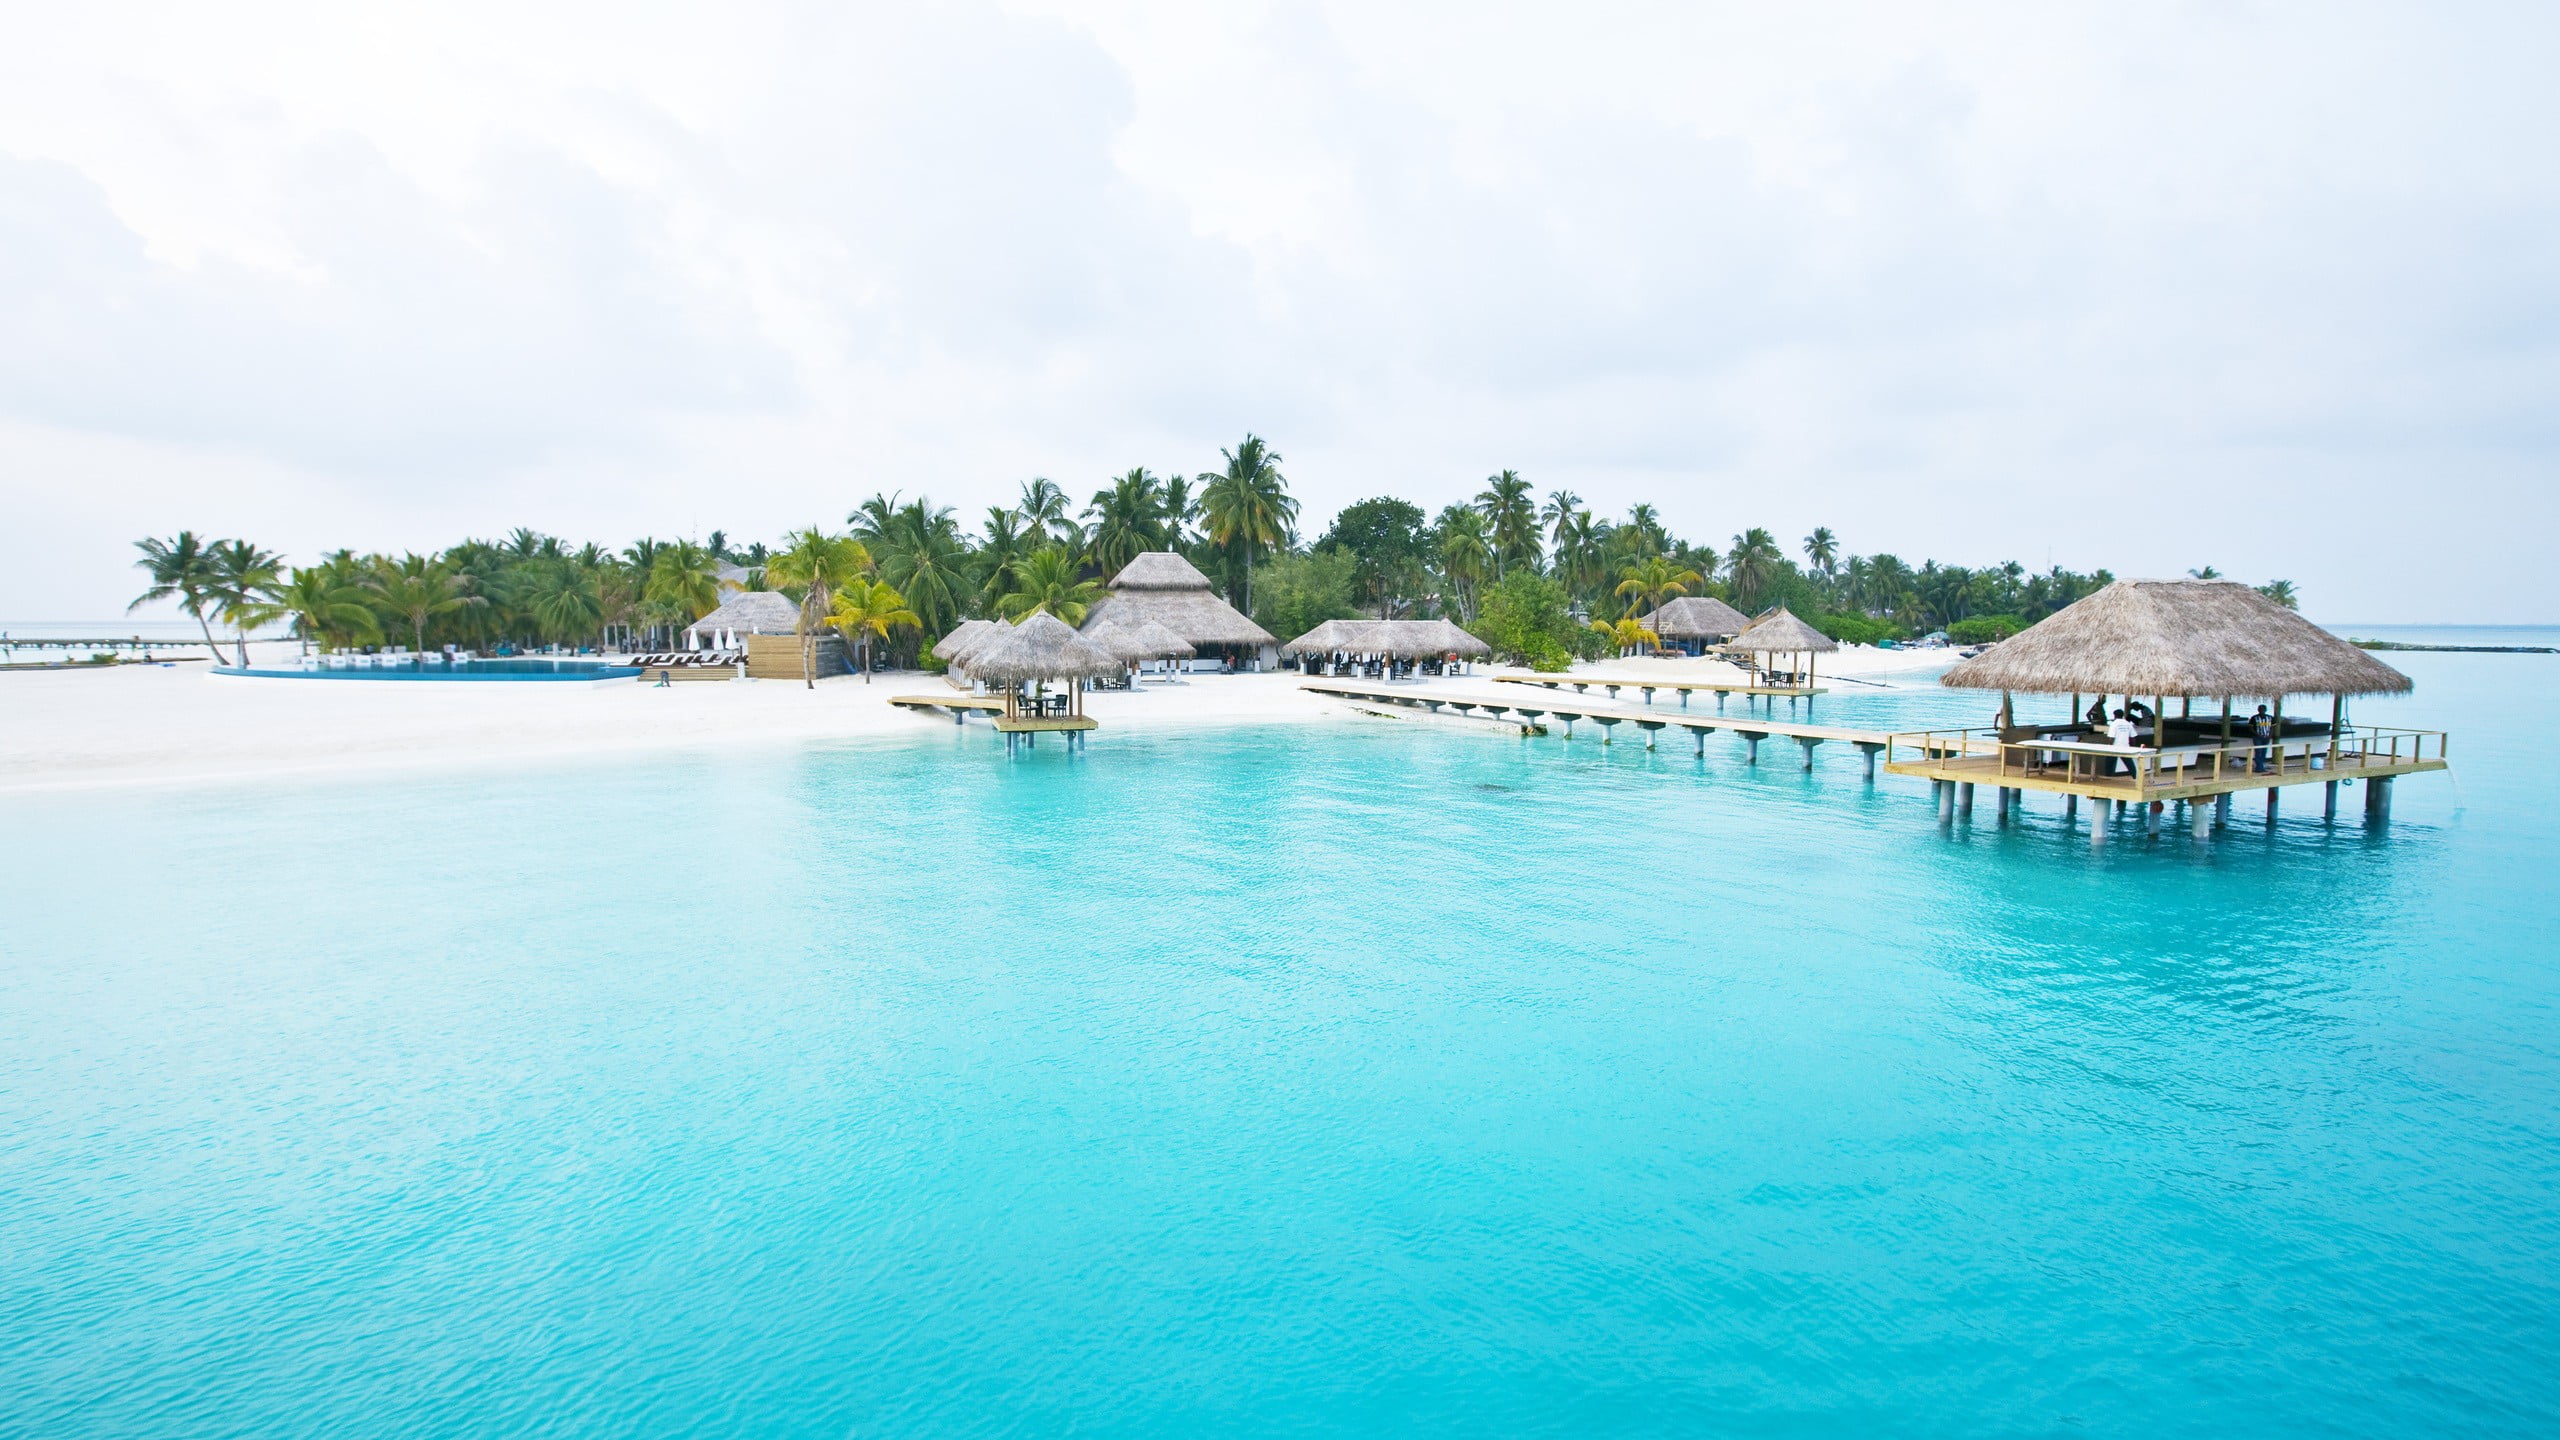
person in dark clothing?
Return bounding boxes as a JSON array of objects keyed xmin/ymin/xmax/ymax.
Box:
[{"xmin": 2249, "ymin": 705, "xmax": 2276, "ymax": 773}]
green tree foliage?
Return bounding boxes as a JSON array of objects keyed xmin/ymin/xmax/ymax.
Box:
[
  {"xmin": 1318, "ymin": 496, "xmax": 1427, "ymax": 617},
  {"xmin": 128, "ymin": 531, "xmax": 235, "ymax": 663},
  {"xmin": 1473, "ymin": 572, "xmax": 1581, "ymax": 670},
  {"xmin": 1474, "ymin": 469, "xmax": 1540, "ymax": 579},
  {"xmin": 1249, "ymin": 549, "xmax": 1360, "ymax": 643},
  {"xmin": 999, "ymin": 545, "xmax": 1105, "ymax": 624},
  {"xmin": 1945, "ymin": 615, "xmax": 2026, "ymax": 644},
  {"xmin": 1200, "ymin": 434, "xmax": 1297, "ymax": 614},
  {"xmin": 1085, "ymin": 469, "xmax": 1169, "ymax": 579}
]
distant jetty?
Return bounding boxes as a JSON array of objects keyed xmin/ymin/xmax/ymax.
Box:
[{"xmin": 2350, "ymin": 639, "xmax": 2557, "ymax": 654}]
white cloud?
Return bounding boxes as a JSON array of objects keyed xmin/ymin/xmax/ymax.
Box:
[{"xmin": 2, "ymin": 0, "xmax": 2554, "ymax": 620}]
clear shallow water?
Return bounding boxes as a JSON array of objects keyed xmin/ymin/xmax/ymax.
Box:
[{"xmin": 4, "ymin": 649, "xmax": 2557, "ymax": 1437}]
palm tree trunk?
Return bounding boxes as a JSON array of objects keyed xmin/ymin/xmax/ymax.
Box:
[{"xmin": 191, "ymin": 607, "xmax": 226, "ymax": 665}]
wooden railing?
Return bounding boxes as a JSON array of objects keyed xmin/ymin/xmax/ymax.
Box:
[{"xmin": 1886, "ymin": 725, "xmax": 2448, "ymax": 793}]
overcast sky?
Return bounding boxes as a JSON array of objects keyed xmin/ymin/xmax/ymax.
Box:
[{"xmin": 4, "ymin": 1, "xmax": 2552, "ymax": 623}]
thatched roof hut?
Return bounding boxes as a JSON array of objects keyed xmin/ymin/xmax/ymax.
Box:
[
  {"xmin": 1723, "ymin": 607, "xmax": 1839, "ymax": 655},
  {"xmin": 1125, "ymin": 620, "xmax": 1195, "ymax": 659},
  {"xmin": 683, "ymin": 590, "xmax": 803, "ymax": 641},
  {"xmin": 1281, "ymin": 618, "xmax": 1491, "ymax": 658},
  {"xmin": 1076, "ymin": 618, "xmax": 1158, "ymax": 664},
  {"xmin": 1081, "ymin": 550, "xmax": 1277, "ymax": 649},
  {"xmin": 1941, "ymin": 579, "xmax": 2411, "ymax": 698},
  {"xmin": 964, "ymin": 611, "xmax": 1123, "ymax": 684},
  {"xmin": 935, "ymin": 618, "xmax": 998, "ymax": 665},
  {"xmin": 1640, "ymin": 596, "xmax": 1750, "ymax": 641}
]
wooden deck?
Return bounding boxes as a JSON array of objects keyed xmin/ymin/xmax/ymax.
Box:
[
  {"xmin": 889, "ymin": 694, "xmax": 1005, "ymax": 723},
  {"xmin": 1882, "ymin": 728, "xmax": 2448, "ymax": 803},
  {"xmin": 991, "ymin": 714, "xmax": 1098, "ymax": 733},
  {"xmin": 1491, "ymin": 672, "xmax": 1823, "ymax": 704},
  {"xmin": 1301, "ymin": 680, "xmax": 1894, "ymax": 771}
]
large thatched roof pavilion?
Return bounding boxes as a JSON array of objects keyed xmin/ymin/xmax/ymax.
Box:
[
  {"xmin": 1081, "ymin": 551, "xmax": 1278, "ymax": 667},
  {"xmin": 1889, "ymin": 579, "xmax": 2444, "ymax": 839},
  {"xmin": 1640, "ymin": 596, "xmax": 1751, "ymax": 653},
  {"xmin": 963, "ymin": 611, "xmax": 1119, "ymax": 747}
]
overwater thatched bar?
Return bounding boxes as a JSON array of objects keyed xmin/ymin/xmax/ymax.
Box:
[
  {"xmin": 964, "ymin": 612, "xmax": 1117, "ymax": 749},
  {"xmin": 1282, "ymin": 618, "xmax": 1490, "ymax": 679},
  {"xmin": 1719, "ymin": 607, "xmax": 1836, "ymax": 693},
  {"xmin": 1884, "ymin": 579, "xmax": 2446, "ymax": 839}
]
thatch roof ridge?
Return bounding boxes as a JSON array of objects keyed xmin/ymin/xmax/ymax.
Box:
[
  {"xmin": 1941, "ymin": 579, "xmax": 2410, "ymax": 698},
  {"xmin": 1075, "ymin": 616, "xmax": 1156, "ymax": 663},
  {"xmin": 1724, "ymin": 606, "xmax": 1839, "ymax": 653},
  {"xmin": 1282, "ymin": 617, "xmax": 1490, "ymax": 658},
  {"xmin": 1125, "ymin": 619, "xmax": 1196, "ymax": 658},
  {"xmin": 685, "ymin": 590, "xmax": 804, "ymax": 637},
  {"xmin": 1083, "ymin": 589, "xmax": 1276, "ymax": 647},
  {"xmin": 966, "ymin": 611, "xmax": 1123, "ymax": 682},
  {"xmin": 1111, "ymin": 550, "xmax": 1216, "ymax": 591},
  {"xmin": 1641, "ymin": 595, "xmax": 1751, "ymax": 639}
]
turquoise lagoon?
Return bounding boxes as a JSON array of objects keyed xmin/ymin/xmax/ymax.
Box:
[{"xmin": 3, "ymin": 641, "xmax": 2557, "ymax": 1436}]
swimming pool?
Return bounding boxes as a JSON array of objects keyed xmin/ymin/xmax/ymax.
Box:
[
  {"xmin": 217, "ymin": 656, "xmax": 641, "ymax": 681},
  {"xmin": 3, "ymin": 650, "xmax": 2555, "ymax": 1434}
]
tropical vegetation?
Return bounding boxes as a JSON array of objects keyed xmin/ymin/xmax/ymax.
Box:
[{"xmin": 131, "ymin": 434, "xmax": 2304, "ymax": 670}]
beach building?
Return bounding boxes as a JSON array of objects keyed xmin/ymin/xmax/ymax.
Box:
[
  {"xmin": 681, "ymin": 591, "xmax": 845, "ymax": 682},
  {"xmin": 1281, "ymin": 619, "xmax": 1489, "ymax": 678},
  {"xmin": 1639, "ymin": 596, "xmax": 1751, "ymax": 655},
  {"xmin": 935, "ymin": 618, "xmax": 1001, "ymax": 685},
  {"xmin": 962, "ymin": 611, "xmax": 1120, "ymax": 749},
  {"xmin": 1079, "ymin": 551, "xmax": 1279, "ymax": 670},
  {"xmin": 1883, "ymin": 578, "xmax": 2446, "ymax": 837},
  {"xmin": 1721, "ymin": 607, "xmax": 1836, "ymax": 690}
]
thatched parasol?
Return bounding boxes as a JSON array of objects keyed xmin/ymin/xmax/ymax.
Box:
[
  {"xmin": 1940, "ymin": 579, "xmax": 2411, "ymax": 698},
  {"xmin": 936, "ymin": 618, "xmax": 998, "ymax": 665},
  {"xmin": 1075, "ymin": 618, "xmax": 1158, "ymax": 664},
  {"xmin": 1081, "ymin": 550, "xmax": 1278, "ymax": 648},
  {"xmin": 965, "ymin": 611, "xmax": 1123, "ymax": 683},
  {"xmin": 1126, "ymin": 619, "xmax": 1195, "ymax": 660},
  {"xmin": 1721, "ymin": 606, "xmax": 1839, "ymax": 655},
  {"xmin": 1641, "ymin": 595, "xmax": 1750, "ymax": 641}
]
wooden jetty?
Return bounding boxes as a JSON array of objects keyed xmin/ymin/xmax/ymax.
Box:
[
  {"xmin": 1303, "ymin": 680, "xmax": 1896, "ymax": 776},
  {"xmin": 889, "ymin": 694, "xmax": 1005, "ymax": 723},
  {"xmin": 1491, "ymin": 672, "xmax": 1823, "ymax": 709}
]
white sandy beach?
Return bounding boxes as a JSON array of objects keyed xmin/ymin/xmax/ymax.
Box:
[{"xmin": 0, "ymin": 642, "xmax": 1947, "ymax": 795}]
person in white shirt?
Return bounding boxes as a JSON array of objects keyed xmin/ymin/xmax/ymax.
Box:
[{"xmin": 2107, "ymin": 708, "xmax": 2139, "ymax": 775}]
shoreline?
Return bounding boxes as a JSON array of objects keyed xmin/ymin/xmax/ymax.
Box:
[{"xmin": 0, "ymin": 644, "xmax": 1948, "ymax": 798}]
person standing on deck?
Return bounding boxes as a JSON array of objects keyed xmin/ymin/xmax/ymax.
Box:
[
  {"xmin": 2108, "ymin": 708, "xmax": 2138, "ymax": 775},
  {"xmin": 2250, "ymin": 705, "xmax": 2276, "ymax": 773}
]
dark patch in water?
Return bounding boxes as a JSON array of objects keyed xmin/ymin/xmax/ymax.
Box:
[{"xmin": 1476, "ymin": 783, "xmax": 1512, "ymax": 791}]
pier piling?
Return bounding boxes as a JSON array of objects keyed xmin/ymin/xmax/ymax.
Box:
[{"xmin": 1958, "ymin": 783, "xmax": 1974, "ymax": 817}]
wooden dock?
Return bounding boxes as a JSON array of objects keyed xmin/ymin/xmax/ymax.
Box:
[
  {"xmin": 1302, "ymin": 680, "xmax": 1895, "ymax": 774},
  {"xmin": 889, "ymin": 694, "xmax": 1005, "ymax": 724},
  {"xmin": 1491, "ymin": 672, "xmax": 1824, "ymax": 707}
]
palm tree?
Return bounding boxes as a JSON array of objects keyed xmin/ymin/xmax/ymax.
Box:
[
  {"xmin": 1085, "ymin": 468, "xmax": 1168, "ymax": 579},
  {"xmin": 1018, "ymin": 478, "xmax": 1078, "ymax": 547},
  {"xmin": 975, "ymin": 507, "xmax": 1034, "ymax": 616},
  {"xmin": 1623, "ymin": 503, "xmax": 1666, "ymax": 560},
  {"xmin": 1614, "ymin": 555, "xmax": 1703, "ymax": 631},
  {"xmin": 1803, "ymin": 527, "xmax": 1839, "ymax": 580},
  {"xmin": 2256, "ymin": 579, "xmax": 2300, "ymax": 610},
  {"xmin": 1162, "ymin": 474, "xmax": 1202, "ymax": 548},
  {"xmin": 1199, "ymin": 434, "xmax": 1297, "ymax": 614},
  {"xmin": 1589, "ymin": 615, "xmax": 1658, "ymax": 657},
  {"xmin": 521, "ymin": 561, "xmax": 604, "ymax": 649},
  {"xmin": 644, "ymin": 540, "xmax": 723, "ymax": 635},
  {"xmin": 128, "ymin": 531, "xmax": 233, "ymax": 663},
  {"xmin": 208, "ymin": 539, "xmax": 284, "ymax": 665},
  {"xmin": 871, "ymin": 499, "xmax": 970, "ymax": 639},
  {"xmin": 766, "ymin": 528, "xmax": 874, "ymax": 688},
  {"xmin": 2188, "ymin": 565, "xmax": 2223, "ymax": 580},
  {"xmin": 1726, "ymin": 528, "xmax": 1784, "ymax": 611},
  {"xmin": 1475, "ymin": 470, "xmax": 1538, "ymax": 579},
  {"xmin": 261, "ymin": 565, "xmax": 381, "ymax": 654},
  {"xmin": 1435, "ymin": 506, "xmax": 1493, "ymax": 619},
  {"xmin": 1541, "ymin": 490, "xmax": 1583, "ymax": 555},
  {"xmin": 367, "ymin": 554, "xmax": 479, "ymax": 653},
  {"xmin": 1553, "ymin": 510, "xmax": 1608, "ymax": 609},
  {"xmin": 826, "ymin": 578, "xmax": 920, "ymax": 682},
  {"xmin": 998, "ymin": 545, "xmax": 1106, "ymax": 624}
]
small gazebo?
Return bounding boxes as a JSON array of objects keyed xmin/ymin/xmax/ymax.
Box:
[
  {"xmin": 1889, "ymin": 579, "xmax": 2445, "ymax": 836},
  {"xmin": 1640, "ymin": 596, "xmax": 1752, "ymax": 655},
  {"xmin": 961, "ymin": 612, "xmax": 1121, "ymax": 750},
  {"xmin": 1720, "ymin": 607, "xmax": 1837, "ymax": 691}
]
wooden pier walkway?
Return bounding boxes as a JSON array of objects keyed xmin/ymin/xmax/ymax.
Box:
[
  {"xmin": 889, "ymin": 694, "xmax": 1004, "ymax": 724},
  {"xmin": 1301, "ymin": 680, "xmax": 1896, "ymax": 774},
  {"xmin": 1490, "ymin": 672, "xmax": 1823, "ymax": 707}
]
